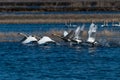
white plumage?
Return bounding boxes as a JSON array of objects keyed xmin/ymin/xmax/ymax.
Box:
[
  {"xmin": 73, "ymin": 25, "xmax": 84, "ymax": 43},
  {"xmin": 22, "ymin": 35, "xmax": 38, "ymax": 44},
  {"xmin": 18, "ymin": 33, "xmax": 38, "ymax": 44},
  {"xmin": 38, "ymin": 36, "xmax": 55, "ymax": 45},
  {"xmin": 63, "ymin": 31, "xmax": 68, "ymax": 37},
  {"xmin": 87, "ymin": 23, "xmax": 97, "ymax": 43},
  {"xmin": 87, "ymin": 37, "xmax": 95, "ymax": 43}
]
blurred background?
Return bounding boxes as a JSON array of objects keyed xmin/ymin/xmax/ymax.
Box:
[{"xmin": 0, "ymin": 0, "xmax": 120, "ymax": 12}]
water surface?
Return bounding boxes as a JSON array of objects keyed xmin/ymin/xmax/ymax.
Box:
[
  {"xmin": 0, "ymin": 23, "xmax": 120, "ymax": 80},
  {"xmin": 0, "ymin": 42, "xmax": 120, "ymax": 80}
]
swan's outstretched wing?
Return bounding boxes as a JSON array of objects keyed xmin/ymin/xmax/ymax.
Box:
[
  {"xmin": 88, "ymin": 23, "xmax": 95, "ymax": 34},
  {"xmin": 87, "ymin": 23, "xmax": 97, "ymax": 43},
  {"xmin": 22, "ymin": 36, "xmax": 38, "ymax": 44},
  {"xmin": 74, "ymin": 26, "xmax": 81, "ymax": 40},
  {"xmin": 53, "ymin": 30, "xmax": 74, "ymax": 42},
  {"xmin": 64, "ymin": 30, "xmax": 74, "ymax": 41},
  {"xmin": 79, "ymin": 24, "xmax": 85, "ymax": 38},
  {"xmin": 73, "ymin": 25, "xmax": 85, "ymax": 41},
  {"xmin": 38, "ymin": 36, "xmax": 55, "ymax": 45}
]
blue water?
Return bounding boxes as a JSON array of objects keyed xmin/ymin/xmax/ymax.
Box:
[
  {"xmin": 0, "ymin": 11, "xmax": 120, "ymax": 15},
  {"xmin": 0, "ymin": 42, "xmax": 120, "ymax": 80},
  {"xmin": 0, "ymin": 23, "xmax": 120, "ymax": 80},
  {"xmin": 0, "ymin": 24, "xmax": 66, "ymax": 33},
  {"xmin": 0, "ymin": 23, "xmax": 119, "ymax": 32}
]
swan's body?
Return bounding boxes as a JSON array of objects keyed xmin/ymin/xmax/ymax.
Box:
[
  {"xmin": 18, "ymin": 33, "xmax": 38, "ymax": 44},
  {"xmin": 87, "ymin": 37, "xmax": 95, "ymax": 43},
  {"xmin": 22, "ymin": 36, "xmax": 38, "ymax": 44},
  {"xmin": 38, "ymin": 36, "xmax": 55, "ymax": 45}
]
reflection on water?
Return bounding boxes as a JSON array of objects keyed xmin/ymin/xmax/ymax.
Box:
[{"xmin": 88, "ymin": 47, "xmax": 96, "ymax": 54}]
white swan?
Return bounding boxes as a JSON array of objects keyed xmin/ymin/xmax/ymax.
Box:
[
  {"xmin": 72, "ymin": 26, "xmax": 82, "ymax": 43},
  {"xmin": 55, "ymin": 25, "xmax": 85, "ymax": 44},
  {"xmin": 53, "ymin": 30, "xmax": 74, "ymax": 42},
  {"xmin": 38, "ymin": 36, "xmax": 55, "ymax": 45},
  {"xmin": 72, "ymin": 24, "xmax": 85, "ymax": 44},
  {"xmin": 22, "ymin": 36, "xmax": 38, "ymax": 44},
  {"xmin": 87, "ymin": 23, "xmax": 97, "ymax": 44},
  {"xmin": 18, "ymin": 33, "xmax": 38, "ymax": 44}
]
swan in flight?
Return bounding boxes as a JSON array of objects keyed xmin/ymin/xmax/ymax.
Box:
[
  {"xmin": 19, "ymin": 33, "xmax": 56, "ymax": 45},
  {"xmin": 72, "ymin": 24, "xmax": 85, "ymax": 44},
  {"xmin": 62, "ymin": 30, "xmax": 75, "ymax": 42},
  {"xmin": 38, "ymin": 36, "xmax": 55, "ymax": 45},
  {"xmin": 87, "ymin": 23, "xmax": 98, "ymax": 45},
  {"xmin": 18, "ymin": 33, "xmax": 38, "ymax": 44},
  {"xmin": 53, "ymin": 25, "xmax": 84, "ymax": 44}
]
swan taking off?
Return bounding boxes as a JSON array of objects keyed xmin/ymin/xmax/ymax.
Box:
[
  {"xmin": 38, "ymin": 36, "xmax": 55, "ymax": 45},
  {"xmin": 56, "ymin": 25, "xmax": 84, "ymax": 43},
  {"xmin": 52, "ymin": 30, "xmax": 74, "ymax": 42},
  {"xmin": 63, "ymin": 30, "xmax": 74, "ymax": 42},
  {"xmin": 72, "ymin": 25, "xmax": 85, "ymax": 43},
  {"xmin": 87, "ymin": 23, "xmax": 97, "ymax": 44},
  {"xmin": 72, "ymin": 26, "xmax": 82, "ymax": 43},
  {"xmin": 18, "ymin": 33, "xmax": 38, "ymax": 44}
]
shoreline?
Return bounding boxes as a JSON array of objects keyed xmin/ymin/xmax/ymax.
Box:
[{"xmin": 0, "ymin": 14, "xmax": 120, "ymax": 24}]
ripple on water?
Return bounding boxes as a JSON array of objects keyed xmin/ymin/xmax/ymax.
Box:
[{"xmin": 0, "ymin": 42, "xmax": 120, "ymax": 80}]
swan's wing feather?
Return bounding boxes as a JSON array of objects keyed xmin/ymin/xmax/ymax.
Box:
[
  {"xmin": 74, "ymin": 26, "xmax": 81, "ymax": 39},
  {"xmin": 64, "ymin": 30, "xmax": 74, "ymax": 40},
  {"xmin": 38, "ymin": 36, "xmax": 55, "ymax": 44},
  {"xmin": 87, "ymin": 23, "xmax": 97, "ymax": 43},
  {"xmin": 22, "ymin": 36, "xmax": 37, "ymax": 44}
]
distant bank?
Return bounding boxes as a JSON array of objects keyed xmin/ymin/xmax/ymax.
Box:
[{"xmin": 0, "ymin": 14, "xmax": 120, "ymax": 24}]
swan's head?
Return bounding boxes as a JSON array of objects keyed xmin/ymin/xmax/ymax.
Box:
[
  {"xmin": 18, "ymin": 33, "xmax": 26, "ymax": 36},
  {"xmin": 18, "ymin": 33, "xmax": 27, "ymax": 38}
]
